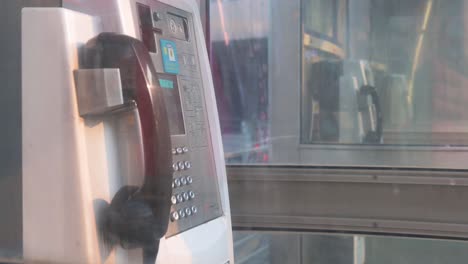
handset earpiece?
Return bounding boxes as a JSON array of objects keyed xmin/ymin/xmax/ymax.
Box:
[{"xmin": 360, "ymin": 85, "xmax": 383, "ymax": 143}]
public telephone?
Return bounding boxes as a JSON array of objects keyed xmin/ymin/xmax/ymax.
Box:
[
  {"xmin": 77, "ymin": 33, "xmax": 173, "ymax": 262},
  {"xmin": 21, "ymin": 1, "xmax": 233, "ymax": 263},
  {"xmin": 306, "ymin": 60, "xmax": 383, "ymax": 144}
]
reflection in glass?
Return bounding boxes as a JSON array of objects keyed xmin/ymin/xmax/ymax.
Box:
[
  {"xmin": 303, "ymin": 0, "xmax": 468, "ymax": 146},
  {"xmin": 211, "ymin": 0, "xmax": 468, "ymax": 167},
  {"xmin": 303, "ymin": 0, "xmax": 335, "ymax": 38},
  {"xmin": 210, "ymin": 0, "xmax": 270, "ymax": 163}
]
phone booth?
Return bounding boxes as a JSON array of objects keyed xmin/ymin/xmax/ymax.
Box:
[{"xmin": 20, "ymin": 0, "xmax": 233, "ymax": 263}]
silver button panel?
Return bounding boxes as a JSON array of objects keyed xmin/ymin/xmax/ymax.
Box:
[
  {"xmin": 171, "ymin": 144, "xmax": 198, "ymax": 222},
  {"xmin": 147, "ymin": 0, "xmax": 224, "ymax": 236}
]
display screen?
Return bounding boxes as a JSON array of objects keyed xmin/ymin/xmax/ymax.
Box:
[{"xmin": 157, "ymin": 73, "xmax": 185, "ymax": 135}]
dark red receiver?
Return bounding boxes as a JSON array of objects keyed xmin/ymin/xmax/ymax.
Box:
[{"xmin": 81, "ymin": 33, "xmax": 172, "ymax": 263}]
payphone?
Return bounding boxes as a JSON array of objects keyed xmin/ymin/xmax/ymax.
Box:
[
  {"xmin": 22, "ymin": 0, "xmax": 233, "ymax": 263},
  {"xmin": 305, "ymin": 60, "xmax": 382, "ymax": 144}
]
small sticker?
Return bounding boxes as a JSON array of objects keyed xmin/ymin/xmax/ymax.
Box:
[
  {"xmin": 159, "ymin": 79, "xmax": 174, "ymax": 89},
  {"xmin": 160, "ymin": 39, "xmax": 180, "ymax": 74}
]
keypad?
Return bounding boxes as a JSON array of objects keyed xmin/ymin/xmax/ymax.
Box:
[{"xmin": 170, "ymin": 145, "xmax": 197, "ymax": 221}]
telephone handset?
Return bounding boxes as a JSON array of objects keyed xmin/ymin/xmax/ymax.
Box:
[
  {"xmin": 359, "ymin": 85, "xmax": 383, "ymax": 143},
  {"xmin": 308, "ymin": 60, "xmax": 383, "ymax": 144},
  {"xmin": 81, "ymin": 33, "xmax": 172, "ymax": 262}
]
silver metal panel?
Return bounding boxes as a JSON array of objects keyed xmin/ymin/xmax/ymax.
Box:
[
  {"xmin": 228, "ymin": 166, "xmax": 468, "ymax": 239},
  {"xmin": 73, "ymin": 69, "xmax": 124, "ymax": 116},
  {"xmin": 132, "ymin": 0, "xmax": 223, "ymax": 237}
]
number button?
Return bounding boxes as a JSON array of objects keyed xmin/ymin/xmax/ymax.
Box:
[
  {"xmin": 176, "ymin": 147, "xmax": 183, "ymax": 154},
  {"xmin": 182, "ymin": 192, "xmax": 189, "ymax": 201},
  {"xmin": 176, "ymin": 194, "xmax": 183, "ymax": 203},
  {"xmin": 178, "ymin": 161, "xmax": 185, "ymax": 170},
  {"xmin": 178, "ymin": 209, "xmax": 186, "ymax": 218},
  {"xmin": 186, "ymin": 176, "xmax": 193, "ymax": 184},
  {"xmin": 185, "ymin": 207, "xmax": 192, "ymax": 216},
  {"xmin": 189, "ymin": 191, "xmax": 195, "ymax": 199},
  {"xmin": 180, "ymin": 177, "xmax": 187, "ymax": 185},
  {"xmin": 174, "ymin": 178, "xmax": 181, "ymax": 188},
  {"xmin": 171, "ymin": 211, "xmax": 179, "ymax": 221}
]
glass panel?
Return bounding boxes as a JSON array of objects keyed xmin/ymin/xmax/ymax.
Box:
[
  {"xmin": 211, "ymin": 0, "xmax": 468, "ymax": 168},
  {"xmin": 233, "ymin": 231, "xmax": 468, "ymax": 264},
  {"xmin": 210, "ymin": 0, "xmax": 270, "ymax": 163},
  {"xmin": 303, "ymin": 0, "xmax": 468, "ymax": 146}
]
